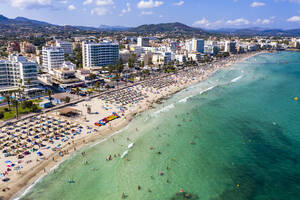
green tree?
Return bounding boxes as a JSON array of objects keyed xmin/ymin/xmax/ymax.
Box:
[
  {"xmin": 21, "ymin": 100, "xmax": 33, "ymax": 109},
  {"xmin": 88, "ymin": 73, "xmax": 97, "ymax": 80},
  {"xmin": 31, "ymin": 104, "xmax": 39, "ymax": 112},
  {"xmin": 65, "ymin": 96, "xmax": 71, "ymax": 103},
  {"xmin": 0, "ymin": 112, "xmax": 4, "ymax": 119},
  {"xmin": 5, "ymin": 95, "xmax": 11, "ymax": 110},
  {"xmin": 26, "ymin": 78, "xmax": 31, "ymax": 87},
  {"xmin": 46, "ymin": 89, "xmax": 52, "ymax": 103},
  {"xmin": 75, "ymin": 87, "xmax": 81, "ymax": 99},
  {"xmin": 139, "ymin": 61, "xmax": 144, "ymax": 68},
  {"xmin": 94, "ymin": 81, "xmax": 101, "ymax": 93},
  {"xmin": 128, "ymin": 57, "xmax": 135, "ymax": 69},
  {"xmin": 108, "ymin": 65, "xmax": 115, "ymax": 75},
  {"xmin": 12, "ymin": 99, "xmax": 19, "ymax": 119}
]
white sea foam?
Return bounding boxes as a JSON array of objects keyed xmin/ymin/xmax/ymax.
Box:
[
  {"xmin": 121, "ymin": 150, "xmax": 128, "ymax": 158},
  {"xmin": 14, "ymin": 163, "xmax": 59, "ymax": 200},
  {"xmin": 178, "ymin": 95, "xmax": 193, "ymax": 103},
  {"xmin": 151, "ymin": 104, "xmax": 175, "ymax": 116},
  {"xmin": 231, "ymin": 75, "xmax": 243, "ymax": 83},
  {"xmin": 199, "ymin": 86, "xmax": 215, "ymax": 95},
  {"xmin": 89, "ymin": 124, "xmax": 131, "ymax": 148}
]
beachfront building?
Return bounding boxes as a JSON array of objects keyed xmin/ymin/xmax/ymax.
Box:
[
  {"xmin": 0, "ymin": 54, "xmax": 40, "ymax": 94},
  {"xmin": 42, "ymin": 46, "xmax": 65, "ymax": 72},
  {"xmin": 225, "ymin": 41, "xmax": 237, "ymax": 53},
  {"xmin": 192, "ymin": 38, "xmax": 205, "ymax": 53},
  {"xmin": 56, "ymin": 40, "xmax": 73, "ymax": 55},
  {"xmin": 137, "ymin": 37, "xmax": 150, "ymax": 47},
  {"xmin": 185, "ymin": 40, "xmax": 193, "ymax": 52},
  {"xmin": 175, "ymin": 54, "xmax": 187, "ymax": 63},
  {"xmin": 82, "ymin": 41, "xmax": 119, "ymax": 70},
  {"xmin": 188, "ymin": 53, "xmax": 202, "ymax": 61},
  {"xmin": 152, "ymin": 52, "xmax": 172, "ymax": 65}
]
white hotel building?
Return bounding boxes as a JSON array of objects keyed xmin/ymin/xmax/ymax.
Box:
[
  {"xmin": 82, "ymin": 41, "xmax": 119, "ymax": 70},
  {"xmin": 0, "ymin": 54, "xmax": 39, "ymax": 92},
  {"xmin": 56, "ymin": 40, "xmax": 73, "ymax": 55},
  {"xmin": 42, "ymin": 46, "xmax": 65, "ymax": 72}
]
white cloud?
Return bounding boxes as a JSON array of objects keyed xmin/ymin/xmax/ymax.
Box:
[
  {"xmin": 173, "ymin": 1, "xmax": 184, "ymax": 6},
  {"xmin": 68, "ymin": 4, "xmax": 75, "ymax": 10},
  {"xmin": 141, "ymin": 11, "xmax": 153, "ymax": 15},
  {"xmin": 250, "ymin": 1, "xmax": 266, "ymax": 7},
  {"xmin": 96, "ymin": 0, "xmax": 114, "ymax": 6},
  {"xmin": 193, "ymin": 18, "xmax": 223, "ymax": 28},
  {"xmin": 83, "ymin": 0, "xmax": 93, "ymax": 5},
  {"xmin": 193, "ymin": 18, "xmax": 210, "ymax": 27},
  {"xmin": 120, "ymin": 2, "xmax": 131, "ymax": 15},
  {"xmin": 287, "ymin": 16, "xmax": 300, "ymax": 22},
  {"xmin": 137, "ymin": 0, "xmax": 163, "ymax": 9},
  {"xmin": 226, "ymin": 18, "xmax": 250, "ymax": 25},
  {"xmin": 255, "ymin": 18, "xmax": 271, "ymax": 24},
  {"xmin": 91, "ymin": 7, "xmax": 109, "ymax": 15},
  {"xmin": 10, "ymin": 0, "xmax": 52, "ymax": 9}
]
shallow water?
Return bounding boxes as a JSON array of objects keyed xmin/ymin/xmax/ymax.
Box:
[{"xmin": 22, "ymin": 51, "xmax": 300, "ymax": 200}]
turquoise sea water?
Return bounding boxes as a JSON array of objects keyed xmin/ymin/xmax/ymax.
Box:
[{"xmin": 22, "ymin": 51, "xmax": 300, "ymax": 200}]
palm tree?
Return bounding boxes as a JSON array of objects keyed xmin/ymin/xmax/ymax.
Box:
[
  {"xmin": 94, "ymin": 81, "xmax": 101, "ymax": 93},
  {"xmin": 26, "ymin": 78, "xmax": 31, "ymax": 87},
  {"xmin": 12, "ymin": 99, "xmax": 19, "ymax": 119},
  {"xmin": 5, "ymin": 95, "xmax": 11, "ymax": 110},
  {"xmin": 75, "ymin": 87, "xmax": 81, "ymax": 99},
  {"xmin": 19, "ymin": 79, "xmax": 23, "ymax": 87},
  {"xmin": 46, "ymin": 89, "xmax": 52, "ymax": 103}
]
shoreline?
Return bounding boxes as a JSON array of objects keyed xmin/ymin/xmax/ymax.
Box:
[{"xmin": 5, "ymin": 51, "xmax": 267, "ymax": 200}]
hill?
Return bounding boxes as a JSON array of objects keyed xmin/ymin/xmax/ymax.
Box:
[
  {"xmin": 130, "ymin": 22, "xmax": 206, "ymax": 35},
  {"xmin": 211, "ymin": 27, "xmax": 300, "ymax": 36}
]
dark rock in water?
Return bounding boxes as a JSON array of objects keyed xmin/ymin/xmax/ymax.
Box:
[{"xmin": 170, "ymin": 192, "xmax": 199, "ymax": 200}]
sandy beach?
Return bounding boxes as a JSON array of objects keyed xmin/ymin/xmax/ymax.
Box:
[{"xmin": 0, "ymin": 51, "xmax": 267, "ymax": 200}]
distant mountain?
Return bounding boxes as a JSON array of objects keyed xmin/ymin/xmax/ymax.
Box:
[
  {"xmin": 1, "ymin": 14, "xmax": 300, "ymax": 37},
  {"xmin": 0, "ymin": 14, "xmax": 9, "ymax": 21},
  {"xmin": 14, "ymin": 17, "xmax": 51, "ymax": 26},
  {"xmin": 98, "ymin": 24, "xmax": 130, "ymax": 31},
  {"xmin": 211, "ymin": 27, "xmax": 300, "ymax": 36},
  {"xmin": 130, "ymin": 22, "xmax": 206, "ymax": 35},
  {"xmin": 0, "ymin": 14, "xmax": 99, "ymax": 36}
]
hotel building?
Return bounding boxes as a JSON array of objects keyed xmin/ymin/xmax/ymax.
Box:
[
  {"xmin": 56, "ymin": 40, "xmax": 73, "ymax": 55},
  {"xmin": 42, "ymin": 46, "xmax": 65, "ymax": 72},
  {"xmin": 82, "ymin": 41, "xmax": 119, "ymax": 70},
  {"xmin": 0, "ymin": 54, "xmax": 39, "ymax": 92},
  {"xmin": 137, "ymin": 37, "xmax": 150, "ymax": 47},
  {"xmin": 192, "ymin": 39, "xmax": 205, "ymax": 53}
]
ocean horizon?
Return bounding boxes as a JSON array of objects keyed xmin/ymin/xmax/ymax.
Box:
[{"xmin": 21, "ymin": 51, "xmax": 300, "ymax": 200}]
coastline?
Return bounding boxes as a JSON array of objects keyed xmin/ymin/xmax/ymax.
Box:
[{"xmin": 5, "ymin": 51, "xmax": 267, "ymax": 200}]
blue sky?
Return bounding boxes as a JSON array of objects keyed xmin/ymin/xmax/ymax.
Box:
[{"xmin": 1, "ymin": 0, "xmax": 300, "ymax": 29}]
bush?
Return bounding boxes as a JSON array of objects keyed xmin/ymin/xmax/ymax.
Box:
[
  {"xmin": 0, "ymin": 112, "xmax": 4, "ymax": 119},
  {"xmin": 65, "ymin": 96, "xmax": 71, "ymax": 103},
  {"xmin": 22, "ymin": 101, "xmax": 33, "ymax": 109},
  {"xmin": 31, "ymin": 104, "xmax": 39, "ymax": 112}
]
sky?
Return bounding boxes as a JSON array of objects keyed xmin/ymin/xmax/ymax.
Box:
[{"xmin": 1, "ymin": 0, "xmax": 300, "ymax": 29}]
